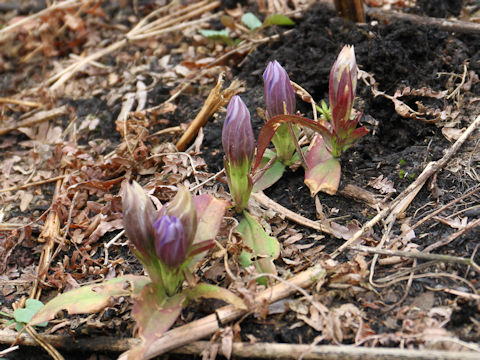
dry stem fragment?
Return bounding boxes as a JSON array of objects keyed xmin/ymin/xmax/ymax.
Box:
[
  {"xmin": 119, "ymin": 264, "xmax": 325, "ymax": 359},
  {"xmin": 176, "ymin": 73, "xmax": 243, "ymax": 151},
  {"xmin": 0, "ymin": 106, "xmax": 68, "ymax": 136}
]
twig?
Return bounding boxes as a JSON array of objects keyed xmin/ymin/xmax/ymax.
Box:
[
  {"xmin": 3, "ymin": 331, "xmax": 480, "ymax": 360},
  {"xmin": 0, "ymin": 97, "xmax": 42, "ymax": 108},
  {"xmin": 0, "ymin": 174, "xmax": 70, "ymax": 193},
  {"xmin": 398, "ymin": 186, "xmax": 480, "ymax": 240},
  {"xmin": 331, "ymin": 114, "xmax": 480, "ymax": 258},
  {"xmin": 30, "ymin": 172, "xmax": 65, "ymax": 299},
  {"xmin": 338, "ymin": 184, "xmax": 384, "ymax": 209},
  {"xmin": 381, "ymin": 259, "xmax": 416, "ymax": 313},
  {"xmin": 0, "ymin": 0, "xmax": 82, "ymax": 40},
  {"xmin": 368, "ymin": 221, "xmax": 395, "ymax": 288},
  {"xmin": 0, "ymin": 223, "xmax": 41, "ymax": 231},
  {"xmin": 367, "ymin": 7, "xmax": 480, "ymax": 34},
  {"xmin": 190, "ymin": 169, "xmax": 225, "ymax": 192},
  {"xmin": 24, "ymin": 325, "xmax": 64, "ymax": 360},
  {"xmin": 373, "ymin": 271, "xmax": 478, "ymax": 295},
  {"xmin": 423, "ymin": 218, "xmax": 480, "ymax": 253},
  {"xmin": 0, "ymin": 345, "xmax": 18, "ymax": 357},
  {"xmin": 147, "ymin": 126, "xmax": 182, "ymax": 138},
  {"xmin": 351, "ymin": 245, "xmax": 480, "ymax": 273},
  {"xmin": 252, "ymin": 191, "xmax": 333, "ymax": 236},
  {"xmin": 119, "ymin": 264, "xmax": 325, "ymax": 359},
  {"xmin": 0, "ymin": 106, "xmax": 68, "ymax": 136},
  {"xmin": 334, "ymin": 0, "xmax": 365, "ymax": 22},
  {"xmin": 175, "ymin": 73, "xmax": 242, "ymax": 151}
]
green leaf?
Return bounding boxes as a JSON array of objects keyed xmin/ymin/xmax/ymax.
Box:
[
  {"xmin": 316, "ymin": 100, "xmax": 332, "ymax": 121},
  {"xmin": 264, "ymin": 14, "xmax": 295, "ymax": 27},
  {"xmin": 237, "ymin": 212, "xmax": 280, "ymax": 284},
  {"xmin": 129, "ymin": 283, "xmax": 185, "ymax": 360},
  {"xmin": 252, "ymin": 149, "xmax": 286, "ymax": 192},
  {"xmin": 30, "ymin": 275, "xmax": 150, "ymax": 326},
  {"xmin": 242, "ymin": 12, "xmax": 263, "ymax": 30},
  {"xmin": 199, "ymin": 29, "xmax": 232, "ymax": 45},
  {"xmin": 271, "ymin": 123, "xmax": 297, "ymax": 163},
  {"xmin": 254, "ymin": 114, "xmax": 333, "ymax": 172},
  {"xmin": 304, "ymin": 135, "xmax": 341, "ymax": 196},
  {"xmin": 14, "ymin": 299, "xmax": 47, "ymax": 327},
  {"xmin": 184, "ymin": 283, "xmax": 247, "ymax": 310}
]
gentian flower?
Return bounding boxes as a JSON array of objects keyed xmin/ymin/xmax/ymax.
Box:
[
  {"xmin": 263, "ymin": 60, "xmax": 296, "ymax": 119},
  {"xmin": 222, "ymin": 95, "xmax": 255, "ymax": 212},
  {"xmin": 155, "ymin": 185, "xmax": 198, "ymax": 267},
  {"xmin": 122, "ymin": 182, "xmax": 200, "ymax": 295},
  {"xmin": 222, "ymin": 95, "xmax": 255, "ymax": 167},
  {"xmin": 154, "ymin": 215, "xmax": 186, "ymax": 267},
  {"xmin": 122, "ymin": 181, "xmax": 157, "ymax": 260},
  {"xmin": 329, "ymin": 45, "xmax": 357, "ymax": 108},
  {"xmin": 262, "ymin": 60, "xmax": 298, "ymax": 163},
  {"xmin": 328, "ymin": 45, "xmax": 366, "ymax": 157}
]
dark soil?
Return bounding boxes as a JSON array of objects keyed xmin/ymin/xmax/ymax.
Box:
[{"xmin": 204, "ymin": 2, "xmax": 478, "ymax": 236}]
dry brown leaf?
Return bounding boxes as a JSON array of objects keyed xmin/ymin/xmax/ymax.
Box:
[
  {"xmin": 87, "ymin": 217, "xmax": 123, "ymax": 244},
  {"xmin": 433, "ymin": 215, "xmax": 468, "ymax": 229},
  {"xmin": 368, "ymin": 175, "xmax": 396, "ymax": 194},
  {"xmin": 19, "ymin": 190, "xmax": 34, "ymax": 211}
]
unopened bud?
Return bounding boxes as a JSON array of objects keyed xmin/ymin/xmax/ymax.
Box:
[
  {"xmin": 263, "ymin": 60, "xmax": 296, "ymax": 119},
  {"xmin": 154, "ymin": 215, "xmax": 187, "ymax": 267},
  {"xmin": 122, "ymin": 181, "xmax": 157, "ymax": 258},
  {"xmin": 329, "ymin": 45, "xmax": 357, "ymax": 124},
  {"xmin": 222, "ymin": 95, "xmax": 255, "ymax": 167}
]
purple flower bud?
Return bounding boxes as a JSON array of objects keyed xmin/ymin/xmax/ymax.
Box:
[
  {"xmin": 222, "ymin": 96, "xmax": 255, "ymax": 166},
  {"xmin": 154, "ymin": 215, "xmax": 187, "ymax": 267},
  {"xmin": 164, "ymin": 185, "xmax": 197, "ymax": 248},
  {"xmin": 263, "ymin": 60, "xmax": 296, "ymax": 119},
  {"xmin": 329, "ymin": 45, "xmax": 357, "ymax": 127},
  {"xmin": 122, "ymin": 181, "xmax": 157, "ymax": 258}
]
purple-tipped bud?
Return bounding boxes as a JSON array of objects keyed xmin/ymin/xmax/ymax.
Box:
[
  {"xmin": 329, "ymin": 45, "xmax": 357, "ymax": 125},
  {"xmin": 263, "ymin": 60, "xmax": 296, "ymax": 119},
  {"xmin": 154, "ymin": 215, "xmax": 187, "ymax": 267},
  {"xmin": 164, "ymin": 185, "xmax": 197, "ymax": 248},
  {"xmin": 222, "ymin": 96, "xmax": 255, "ymax": 166},
  {"xmin": 122, "ymin": 181, "xmax": 157, "ymax": 257}
]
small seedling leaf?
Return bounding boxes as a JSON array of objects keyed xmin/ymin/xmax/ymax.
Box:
[
  {"xmin": 14, "ymin": 299, "xmax": 47, "ymax": 326},
  {"xmin": 242, "ymin": 12, "xmax": 262, "ymax": 30},
  {"xmin": 199, "ymin": 29, "xmax": 232, "ymax": 45},
  {"xmin": 264, "ymin": 14, "xmax": 295, "ymax": 27}
]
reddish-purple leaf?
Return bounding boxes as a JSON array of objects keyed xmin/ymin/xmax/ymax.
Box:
[{"xmin": 304, "ymin": 135, "xmax": 341, "ymax": 196}]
